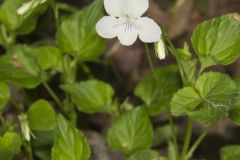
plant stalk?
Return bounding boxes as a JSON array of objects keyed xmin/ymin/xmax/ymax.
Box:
[
  {"xmin": 168, "ymin": 111, "xmax": 179, "ymax": 158},
  {"xmin": 180, "ymin": 118, "xmax": 193, "ymax": 160},
  {"xmin": 144, "ymin": 43, "xmax": 157, "ymax": 79},
  {"xmin": 42, "ymin": 81, "xmax": 66, "ymax": 113},
  {"xmin": 186, "ymin": 125, "xmax": 212, "ymax": 159}
]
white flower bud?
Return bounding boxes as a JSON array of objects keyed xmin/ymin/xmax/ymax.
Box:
[
  {"xmin": 155, "ymin": 38, "xmax": 166, "ymax": 60},
  {"xmin": 18, "ymin": 114, "xmax": 31, "ymax": 141},
  {"xmin": 17, "ymin": 1, "xmax": 33, "ymax": 15}
]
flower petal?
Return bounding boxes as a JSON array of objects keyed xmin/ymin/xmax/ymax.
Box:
[
  {"xmin": 104, "ymin": 0, "xmax": 123, "ymax": 17},
  {"xmin": 96, "ymin": 16, "xmax": 118, "ymax": 39},
  {"xmin": 115, "ymin": 23, "xmax": 138, "ymax": 46},
  {"xmin": 127, "ymin": 0, "xmax": 149, "ymax": 18},
  {"xmin": 136, "ymin": 17, "xmax": 162, "ymax": 43}
]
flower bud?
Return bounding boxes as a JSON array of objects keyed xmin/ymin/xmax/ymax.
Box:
[
  {"xmin": 18, "ymin": 114, "xmax": 31, "ymax": 141},
  {"xmin": 155, "ymin": 38, "xmax": 166, "ymax": 60}
]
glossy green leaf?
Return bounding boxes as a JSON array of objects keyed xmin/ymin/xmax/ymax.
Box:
[
  {"xmin": 0, "ymin": 45, "xmax": 62, "ymax": 88},
  {"xmin": 0, "ymin": 55, "xmax": 41, "ymax": 88},
  {"xmin": 191, "ymin": 72, "xmax": 237, "ymax": 122},
  {"xmin": 27, "ymin": 99, "xmax": 56, "ymax": 131},
  {"xmin": 107, "ymin": 107, "xmax": 153, "ymax": 154},
  {"xmin": 61, "ymin": 80, "xmax": 114, "ymax": 114},
  {"xmin": 171, "ymin": 72, "xmax": 238, "ymax": 123},
  {"xmin": 51, "ymin": 115, "xmax": 90, "ymax": 160},
  {"xmin": 0, "ymin": 82, "xmax": 10, "ymax": 110},
  {"xmin": 176, "ymin": 48, "xmax": 192, "ymax": 61},
  {"xmin": 8, "ymin": 44, "xmax": 62, "ymax": 73},
  {"xmin": 134, "ymin": 65, "xmax": 181, "ymax": 116},
  {"xmin": 57, "ymin": 0, "xmax": 105, "ymax": 61},
  {"xmin": 191, "ymin": 13, "xmax": 240, "ymax": 68},
  {"xmin": 0, "ymin": 132, "xmax": 22, "ymax": 160},
  {"xmin": 33, "ymin": 46, "xmax": 62, "ymax": 70},
  {"xmin": 127, "ymin": 150, "xmax": 159, "ymax": 160},
  {"xmin": 171, "ymin": 87, "xmax": 201, "ymax": 116},
  {"xmin": 220, "ymin": 145, "xmax": 240, "ymax": 160},
  {"xmin": 0, "ymin": 0, "xmax": 48, "ymax": 35},
  {"xmin": 8, "ymin": 45, "xmax": 40, "ymax": 76}
]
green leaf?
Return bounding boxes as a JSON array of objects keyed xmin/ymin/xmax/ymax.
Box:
[
  {"xmin": 191, "ymin": 13, "xmax": 240, "ymax": 68},
  {"xmin": 171, "ymin": 87, "xmax": 201, "ymax": 116},
  {"xmin": 0, "ymin": 55, "xmax": 41, "ymax": 88},
  {"xmin": 191, "ymin": 72, "xmax": 237, "ymax": 122},
  {"xmin": 61, "ymin": 80, "xmax": 114, "ymax": 114},
  {"xmin": 0, "ymin": 132, "xmax": 22, "ymax": 160},
  {"xmin": 51, "ymin": 115, "xmax": 90, "ymax": 160},
  {"xmin": 220, "ymin": 145, "xmax": 240, "ymax": 160},
  {"xmin": 33, "ymin": 46, "xmax": 62, "ymax": 70},
  {"xmin": 0, "ymin": 82, "xmax": 10, "ymax": 110},
  {"xmin": 229, "ymin": 77, "xmax": 240, "ymax": 125},
  {"xmin": 176, "ymin": 48, "xmax": 192, "ymax": 61},
  {"xmin": 7, "ymin": 45, "xmax": 40, "ymax": 76},
  {"xmin": 57, "ymin": 0, "xmax": 105, "ymax": 61},
  {"xmin": 8, "ymin": 44, "xmax": 62, "ymax": 73},
  {"xmin": 0, "ymin": 0, "xmax": 48, "ymax": 35},
  {"xmin": 27, "ymin": 99, "xmax": 56, "ymax": 131},
  {"xmin": 171, "ymin": 72, "xmax": 238, "ymax": 123},
  {"xmin": 134, "ymin": 65, "xmax": 182, "ymax": 116},
  {"xmin": 0, "ymin": 45, "xmax": 62, "ymax": 88},
  {"xmin": 127, "ymin": 150, "xmax": 159, "ymax": 160},
  {"xmin": 107, "ymin": 107, "xmax": 153, "ymax": 154}
]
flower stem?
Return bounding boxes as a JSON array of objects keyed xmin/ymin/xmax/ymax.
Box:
[
  {"xmin": 24, "ymin": 141, "xmax": 33, "ymax": 160},
  {"xmin": 50, "ymin": 0, "xmax": 60, "ymax": 30},
  {"xmin": 162, "ymin": 29, "xmax": 189, "ymax": 86},
  {"xmin": 167, "ymin": 111, "xmax": 179, "ymax": 158},
  {"xmin": 180, "ymin": 118, "xmax": 193, "ymax": 160},
  {"xmin": 42, "ymin": 81, "xmax": 66, "ymax": 113},
  {"xmin": 186, "ymin": 125, "xmax": 212, "ymax": 159},
  {"xmin": 144, "ymin": 43, "xmax": 157, "ymax": 79}
]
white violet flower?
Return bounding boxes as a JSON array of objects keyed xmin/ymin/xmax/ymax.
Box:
[{"xmin": 96, "ymin": 0, "xmax": 162, "ymax": 46}]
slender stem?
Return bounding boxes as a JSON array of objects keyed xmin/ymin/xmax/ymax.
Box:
[
  {"xmin": 180, "ymin": 118, "xmax": 193, "ymax": 160},
  {"xmin": 10, "ymin": 99, "xmax": 23, "ymax": 113},
  {"xmin": 144, "ymin": 43, "xmax": 157, "ymax": 78},
  {"xmin": 42, "ymin": 81, "xmax": 65, "ymax": 112},
  {"xmin": 162, "ymin": 29, "xmax": 189, "ymax": 86},
  {"xmin": 186, "ymin": 125, "xmax": 212, "ymax": 159},
  {"xmin": 24, "ymin": 141, "xmax": 33, "ymax": 160},
  {"xmin": 167, "ymin": 111, "xmax": 179, "ymax": 158},
  {"xmin": 50, "ymin": 0, "xmax": 60, "ymax": 30}
]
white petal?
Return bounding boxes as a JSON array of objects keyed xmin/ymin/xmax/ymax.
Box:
[
  {"xmin": 96, "ymin": 16, "xmax": 118, "ymax": 39},
  {"xmin": 115, "ymin": 22, "xmax": 138, "ymax": 46},
  {"xmin": 136, "ymin": 17, "xmax": 162, "ymax": 43},
  {"xmin": 126, "ymin": 0, "xmax": 149, "ymax": 18},
  {"xmin": 104, "ymin": 0, "xmax": 124, "ymax": 17}
]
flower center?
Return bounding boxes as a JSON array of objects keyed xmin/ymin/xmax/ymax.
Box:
[{"xmin": 123, "ymin": 20, "xmax": 132, "ymax": 32}]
